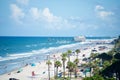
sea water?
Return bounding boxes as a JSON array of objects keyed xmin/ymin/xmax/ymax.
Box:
[{"xmin": 0, "ymin": 36, "xmax": 113, "ymax": 74}]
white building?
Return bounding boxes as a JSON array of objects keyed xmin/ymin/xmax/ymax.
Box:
[{"xmin": 74, "ymin": 36, "xmax": 86, "ymax": 42}]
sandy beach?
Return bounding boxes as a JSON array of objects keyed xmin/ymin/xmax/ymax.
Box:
[
  {"xmin": 0, "ymin": 0, "xmax": 119, "ymax": 79},
  {"xmin": 0, "ymin": 43, "xmax": 114, "ymax": 80}
]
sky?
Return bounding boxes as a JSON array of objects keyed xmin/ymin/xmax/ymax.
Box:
[{"xmin": 0, "ymin": 0, "xmax": 120, "ymax": 37}]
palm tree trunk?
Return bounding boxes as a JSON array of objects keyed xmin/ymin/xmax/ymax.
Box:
[
  {"xmin": 70, "ymin": 71, "xmax": 72, "ymax": 80},
  {"xmin": 118, "ymin": 72, "xmax": 120, "ymax": 80},
  {"xmin": 77, "ymin": 54, "xmax": 78, "ymax": 59},
  {"xmin": 54, "ymin": 64, "xmax": 55, "ymax": 79},
  {"xmin": 90, "ymin": 67, "xmax": 92, "ymax": 77},
  {"xmin": 48, "ymin": 64, "xmax": 50, "ymax": 80},
  {"xmin": 54, "ymin": 58, "xmax": 56, "ymax": 79},
  {"xmin": 68, "ymin": 57, "xmax": 70, "ymax": 78},
  {"xmin": 63, "ymin": 62, "xmax": 65, "ymax": 78},
  {"xmin": 75, "ymin": 68, "xmax": 77, "ymax": 78},
  {"xmin": 56, "ymin": 67, "xmax": 58, "ymax": 78},
  {"xmin": 68, "ymin": 71, "xmax": 69, "ymax": 78},
  {"xmin": 69, "ymin": 56, "xmax": 70, "ymax": 61}
]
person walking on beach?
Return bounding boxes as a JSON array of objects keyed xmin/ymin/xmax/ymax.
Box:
[
  {"xmin": 32, "ymin": 71, "xmax": 35, "ymax": 76},
  {"xmin": 31, "ymin": 71, "xmax": 35, "ymax": 80}
]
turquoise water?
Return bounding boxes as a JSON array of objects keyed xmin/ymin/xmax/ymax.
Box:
[
  {"xmin": 0, "ymin": 36, "xmax": 113, "ymax": 57},
  {"xmin": 0, "ymin": 36, "xmax": 113, "ymax": 74},
  {"xmin": 0, "ymin": 37, "xmax": 75, "ymax": 57}
]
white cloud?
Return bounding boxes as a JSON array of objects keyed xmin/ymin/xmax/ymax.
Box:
[
  {"xmin": 95, "ymin": 5, "xmax": 114, "ymax": 19},
  {"xmin": 29, "ymin": 7, "xmax": 41, "ymax": 20},
  {"xmin": 28, "ymin": 7, "xmax": 66, "ymax": 29},
  {"xmin": 95, "ymin": 5, "xmax": 104, "ymax": 11},
  {"xmin": 42, "ymin": 8, "xmax": 58, "ymax": 23},
  {"xmin": 98, "ymin": 11, "xmax": 114, "ymax": 19},
  {"xmin": 17, "ymin": 0, "xmax": 29, "ymax": 5},
  {"xmin": 10, "ymin": 4, "xmax": 81, "ymax": 30},
  {"xmin": 10, "ymin": 4, "xmax": 25, "ymax": 23},
  {"xmin": 29, "ymin": 7, "xmax": 61, "ymax": 23}
]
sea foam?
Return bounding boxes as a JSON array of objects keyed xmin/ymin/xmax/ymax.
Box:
[{"xmin": 0, "ymin": 42, "xmax": 85, "ymax": 62}]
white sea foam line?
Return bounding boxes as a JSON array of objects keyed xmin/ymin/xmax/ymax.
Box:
[
  {"xmin": 1, "ymin": 45, "xmax": 79, "ymax": 62},
  {"xmin": 0, "ymin": 40, "xmax": 98, "ymax": 62},
  {"xmin": 0, "ymin": 47, "xmax": 70, "ymax": 61}
]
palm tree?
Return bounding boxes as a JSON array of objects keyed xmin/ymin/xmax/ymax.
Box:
[
  {"xmin": 67, "ymin": 61, "xmax": 76, "ymax": 80},
  {"xmin": 75, "ymin": 49, "xmax": 80, "ymax": 59},
  {"xmin": 92, "ymin": 59, "xmax": 100, "ymax": 75},
  {"xmin": 46, "ymin": 60, "xmax": 52, "ymax": 80},
  {"xmin": 53, "ymin": 58, "xmax": 56, "ymax": 79},
  {"xmin": 90, "ymin": 53, "xmax": 98, "ymax": 60},
  {"xmin": 67, "ymin": 50, "xmax": 72, "ymax": 61},
  {"xmin": 74, "ymin": 58, "xmax": 79, "ymax": 78},
  {"xmin": 67, "ymin": 50, "xmax": 72, "ymax": 78},
  {"xmin": 54, "ymin": 60, "xmax": 62, "ymax": 78},
  {"xmin": 61, "ymin": 53, "xmax": 67, "ymax": 79},
  {"xmin": 87, "ymin": 62, "xmax": 94, "ymax": 77}
]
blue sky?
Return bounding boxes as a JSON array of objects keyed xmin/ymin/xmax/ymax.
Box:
[{"xmin": 0, "ymin": 0, "xmax": 120, "ymax": 37}]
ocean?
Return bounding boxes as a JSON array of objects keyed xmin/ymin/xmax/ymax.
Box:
[{"xmin": 0, "ymin": 36, "xmax": 113, "ymax": 74}]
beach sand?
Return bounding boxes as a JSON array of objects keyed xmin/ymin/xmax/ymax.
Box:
[{"xmin": 0, "ymin": 44, "xmax": 114, "ymax": 80}]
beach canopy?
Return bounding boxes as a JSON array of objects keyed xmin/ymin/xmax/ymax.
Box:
[{"xmin": 31, "ymin": 63, "xmax": 36, "ymax": 66}]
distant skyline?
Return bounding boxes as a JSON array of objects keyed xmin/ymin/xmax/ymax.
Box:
[{"xmin": 0, "ymin": 0, "xmax": 120, "ymax": 37}]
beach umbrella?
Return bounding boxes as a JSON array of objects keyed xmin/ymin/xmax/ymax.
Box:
[{"xmin": 31, "ymin": 63, "xmax": 36, "ymax": 66}]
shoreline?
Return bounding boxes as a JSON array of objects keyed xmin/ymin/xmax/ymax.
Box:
[
  {"xmin": 0, "ymin": 40, "xmax": 100, "ymax": 75},
  {"xmin": 0, "ymin": 43, "xmax": 114, "ymax": 80}
]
